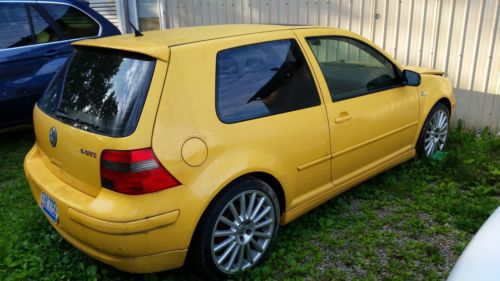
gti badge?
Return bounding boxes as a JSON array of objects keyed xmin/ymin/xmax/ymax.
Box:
[
  {"xmin": 49, "ymin": 127, "xmax": 57, "ymax": 148},
  {"xmin": 80, "ymin": 148, "xmax": 96, "ymax": 158}
]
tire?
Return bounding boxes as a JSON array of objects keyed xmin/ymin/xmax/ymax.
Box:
[
  {"xmin": 416, "ymin": 102, "xmax": 450, "ymax": 157},
  {"xmin": 189, "ymin": 177, "xmax": 281, "ymax": 279}
]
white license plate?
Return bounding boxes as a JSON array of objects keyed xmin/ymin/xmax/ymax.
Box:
[{"xmin": 41, "ymin": 192, "xmax": 59, "ymax": 223}]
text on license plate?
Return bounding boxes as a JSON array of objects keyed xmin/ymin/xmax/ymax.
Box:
[{"xmin": 41, "ymin": 192, "xmax": 59, "ymax": 223}]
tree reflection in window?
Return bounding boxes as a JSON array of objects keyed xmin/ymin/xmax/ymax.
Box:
[{"xmin": 40, "ymin": 47, "xmax": 155, "ymax": 137}]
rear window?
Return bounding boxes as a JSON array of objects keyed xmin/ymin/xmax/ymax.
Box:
[{"xmin": 38, "ymin": 47, "xmax": 156, "ymax": 137}]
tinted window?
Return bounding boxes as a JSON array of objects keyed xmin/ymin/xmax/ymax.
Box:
[
  {"xmin": 0, "ymin": 3, "xmax": 33, "ymax": 49},
  {"xmin": 216, "ymin": 40, "xmax": 320, "ymax": 123},
  {"xmin": 42, "ymin": 4, "xmax": 99, "ymax": 39},
  {"xmin": 307, "ymin": 37, "xmax": 401, "ymax": 101},
  {"xmin": 29, "ymin": 5, "xmax": 60, "ymax": 44},
  {"xmin": 38, "ymin": 47, "xmax": 156, "ymax": 137}
]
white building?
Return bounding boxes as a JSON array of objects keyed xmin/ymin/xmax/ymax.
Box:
[{"xmin": 89, "ymin": 0, "xmax": 500, "ymax": 132}]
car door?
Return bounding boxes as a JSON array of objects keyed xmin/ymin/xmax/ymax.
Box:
[
  {"xmin": 0, "ymin": 1, "xmax": 103, "ymax": 128},
  {"xmin": 24, "ymin": 2, "xmax": 104, "ymax": 97},
  {"xmin": 0, "ymin": 2, "xmax": 70, "ymax": 127},
  {"xmin": 296, "ymin": 30, "xmax": 419, "ymax": 189},
  {"xmin": 210, "ymin": 32, "xmax": 332, "ymax": 209},
  {"xmin": 27, "ymin": 2, "xmax": 106, "ymax": 93}
]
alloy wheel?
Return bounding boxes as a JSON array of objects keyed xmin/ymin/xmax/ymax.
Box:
[
  {"xmin": 210, "ymin": 190, "xmax": 276, "ymax": 274},
  {"xmin": 423, "ymin": 109, "xmax": 449, "ymax": 156}
]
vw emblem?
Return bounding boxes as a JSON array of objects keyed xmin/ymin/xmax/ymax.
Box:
[{"xmin": 49, "ymin": 127, "xmax": 57, "ymax": 148}]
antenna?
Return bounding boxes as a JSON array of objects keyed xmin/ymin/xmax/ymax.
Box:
[{"xmin": 128, "ymin": 21, "xmax": 143, "ymax": 37}]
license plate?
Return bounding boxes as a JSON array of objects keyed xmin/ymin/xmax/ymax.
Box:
[{"xmin": 41, "ymin": 192, "xmax": 59, "ymax": 223}]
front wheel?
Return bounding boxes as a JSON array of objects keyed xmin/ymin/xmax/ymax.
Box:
[
  {"xmin": 189, "ymin": 177, "xmax": 280, "ymax": 278},
  {"xmin": 417, "ymin": 103, "xmax": 450, "ymax": 157}
]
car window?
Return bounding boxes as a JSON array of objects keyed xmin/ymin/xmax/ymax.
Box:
[
  {"xmin": 41, "ymin": 3, "xmax": 99, "ymax": 39},
  {"xmin": 29, "ymin": 5, "xmax": 61, "ymax": 44},
  {"xmin": 38, "ymin": 47, "xmax": 156, "ymax": 137},
  {"xmin": 0, "ymin": 3, "xmax": 33, "ymax": 49},
  {"xmin": 216, "ymin": 39, "xmax": 321, "ymax": 123},
  {"xmin": 306, "ymin": 37, "xmax": 401, "ymax": 101}
]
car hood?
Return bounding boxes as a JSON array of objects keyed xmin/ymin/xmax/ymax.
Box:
[
  {"xmin": 404, "ymin": 65, "xmax": 446, "ymax": 76},
  {"xmin": 447, "ymin": 207, "xmax": 500, "ymax": 281}
]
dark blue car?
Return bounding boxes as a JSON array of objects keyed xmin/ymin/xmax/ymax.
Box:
[{"xmin": 0, "ymin": 0, "xmax": 120, "ymax": 129}]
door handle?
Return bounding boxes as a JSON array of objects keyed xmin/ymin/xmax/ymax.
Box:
[
  {"xmin": 44, "ymin": 50, "xmax": 58, "ymax": 57},
  {"xmin": 335, "ymin": 113, "xmax": 351, "ymax": 123}
]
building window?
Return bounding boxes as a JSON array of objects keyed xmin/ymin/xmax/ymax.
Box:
[{"xmin": 137, "ymin": 0, "xmax": 159, "ymax": 31}]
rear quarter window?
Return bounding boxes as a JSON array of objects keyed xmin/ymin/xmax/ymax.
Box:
[
  {"xmin": 216, "ymin": 39, "xmax": 321, "ymax": 123},
  {"xmin": 41, "ymin": 3, "xmax": 100, "ymax": 39},
  {"xmin": 29, "ymin": 5, "xmax": 60, "ymax": 44}
]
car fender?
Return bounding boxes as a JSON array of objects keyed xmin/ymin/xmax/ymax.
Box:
[{"xmin": 412, "ymin": 74, "xmax": 455, "ymax": 146}]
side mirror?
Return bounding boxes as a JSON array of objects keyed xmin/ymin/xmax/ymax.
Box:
[{"xmin": 402, "ymin": 70, "xmax": 421, "ymax": 86}]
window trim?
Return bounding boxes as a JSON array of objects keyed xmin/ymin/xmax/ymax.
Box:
[
  {"xmin": 214, "ymin": 38, "xmax": 323, "ymax": 125},
  {"xmin": 0, "ymin": 1, "xmax": 102, "ymax": 52},
  {"xmin": 305, "ymin": 35, "xmax": 404, "ymax": 103},
  {"xmin": 31, "ymin": 4, "xmax": 66, "ymax": 42},
  {"xmin": 25, "ymin": 3, "xmax": 37, "ymax": 44}
]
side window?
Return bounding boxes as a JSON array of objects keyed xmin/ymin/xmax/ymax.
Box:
[
  {"xmin": 41, "ymin": 4, "xmax": 99, "ymax": 39},
  {"xmin": 0, "ymin": 3, "xmax": 33, "ymax": 49},
  {"xmin": 29, "ymin": 6, "xmax": 60, "ymax": 44},
  {"xmin": 216, "ymin": 39, "xmax": 321, "ymax": 123},
  {"xmin": 306, "ymin": 37, "xmax": 401, "ymax": 101}
]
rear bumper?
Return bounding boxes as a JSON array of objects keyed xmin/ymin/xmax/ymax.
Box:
[
  {"xmin": 24, "ymin": 144, "xmax": 203, "ymax": 273},
  {"xmin": 51, "ymin": 220, "xmax": 187, "ymax": 273}
]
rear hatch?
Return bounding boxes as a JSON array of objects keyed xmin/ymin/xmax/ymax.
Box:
[{"xmin": 34, "ymin": 46, "xmax": 166, "ymax": 196}]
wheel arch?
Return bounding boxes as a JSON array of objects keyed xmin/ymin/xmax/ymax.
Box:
[
  {"xmin": 415, "ymin": 99, "xmax": 451, "ymax": 155},
  {"xmin": 436, "ymin": 97, "xmax": 452, "ymax": 114},
  {"xmin": 412, "ymin": 84, "xmax": 454, "ymax": 148},
  {"xmin": 194, "ymin": 172, "xmax": 286, "ymax": 227},
  {"xmin": 186, "ymin": 171, "xmax": 286, "ymax": 263},
  {"xmin": 244, "ymin": 172, "xmax": 286, "ymax": 215}
]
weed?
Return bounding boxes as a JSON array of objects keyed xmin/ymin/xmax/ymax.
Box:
[{"xmin": 0, "ymin": 127, "xmax": 498, "ymax": 280}]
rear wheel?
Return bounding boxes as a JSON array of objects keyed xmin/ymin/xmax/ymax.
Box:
[
  {"xmin": 189, "ymin": 177, "xmax": 280, "ymax": 278},
  {"xmin": 417, "ymin": 103, "xmax": 450, "ymax": 157}
]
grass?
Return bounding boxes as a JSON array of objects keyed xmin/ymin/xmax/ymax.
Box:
[{"xmin": 0, "ymin": 126, "xmax": 498, "ymax": 280}]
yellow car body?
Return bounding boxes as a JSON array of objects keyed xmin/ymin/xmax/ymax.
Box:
[{"xmin": 24, "ymin": 25, "xmax": 455, "ymax": 274}]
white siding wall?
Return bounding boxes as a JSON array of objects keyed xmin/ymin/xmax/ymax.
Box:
[
  {"xmin": 88, "ymin": 0, "xmax": 120, "ymax": 29},
  {"xmin": 162, "ymin": 0, "xmax": 500, "ymax": 132}
]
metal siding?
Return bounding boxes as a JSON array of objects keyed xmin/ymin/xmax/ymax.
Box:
[
  {"xmin": 160, "ymin": 0, "xmax": 499, "ymax": 131},
  {"xmin": 88, "ymin": 0, "xmax": 119, "ymax": 28}
]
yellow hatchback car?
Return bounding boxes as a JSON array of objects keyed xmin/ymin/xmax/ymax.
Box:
[{"xmin": 24, "ymin": 24, "xmax": 455, "ymax": 277}]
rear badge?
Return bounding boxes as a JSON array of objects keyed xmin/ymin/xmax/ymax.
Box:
[
  {"xmin": 80, "ymin": 148, "xmax": 96, "ymax": 158},
  {"xmin": 49, "ymin": 127, "xmax": 57, "ymax": 147}
]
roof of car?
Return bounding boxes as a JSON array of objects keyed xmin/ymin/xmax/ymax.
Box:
[{"xmin": 73, "ymin": 24, "xmax": 323, "ymax": 61}]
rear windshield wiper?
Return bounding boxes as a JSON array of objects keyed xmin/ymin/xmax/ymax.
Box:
[
  {"xmin": 53, "ymin": 109, "xmax": 100, "ymax": 132},
  {"xmin": 53, "ymin": 109, "xmax": 72, "ymax": 121}
]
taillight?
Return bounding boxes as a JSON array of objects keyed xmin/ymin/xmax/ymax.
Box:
[{"xmin": 100, "ymin": 148, "xmax": 180, "ymax": 195}]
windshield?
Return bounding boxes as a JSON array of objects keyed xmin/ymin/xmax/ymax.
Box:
[{"xmin": 38, "ymin": 47, "xmax": 156, "ymax": 137}]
